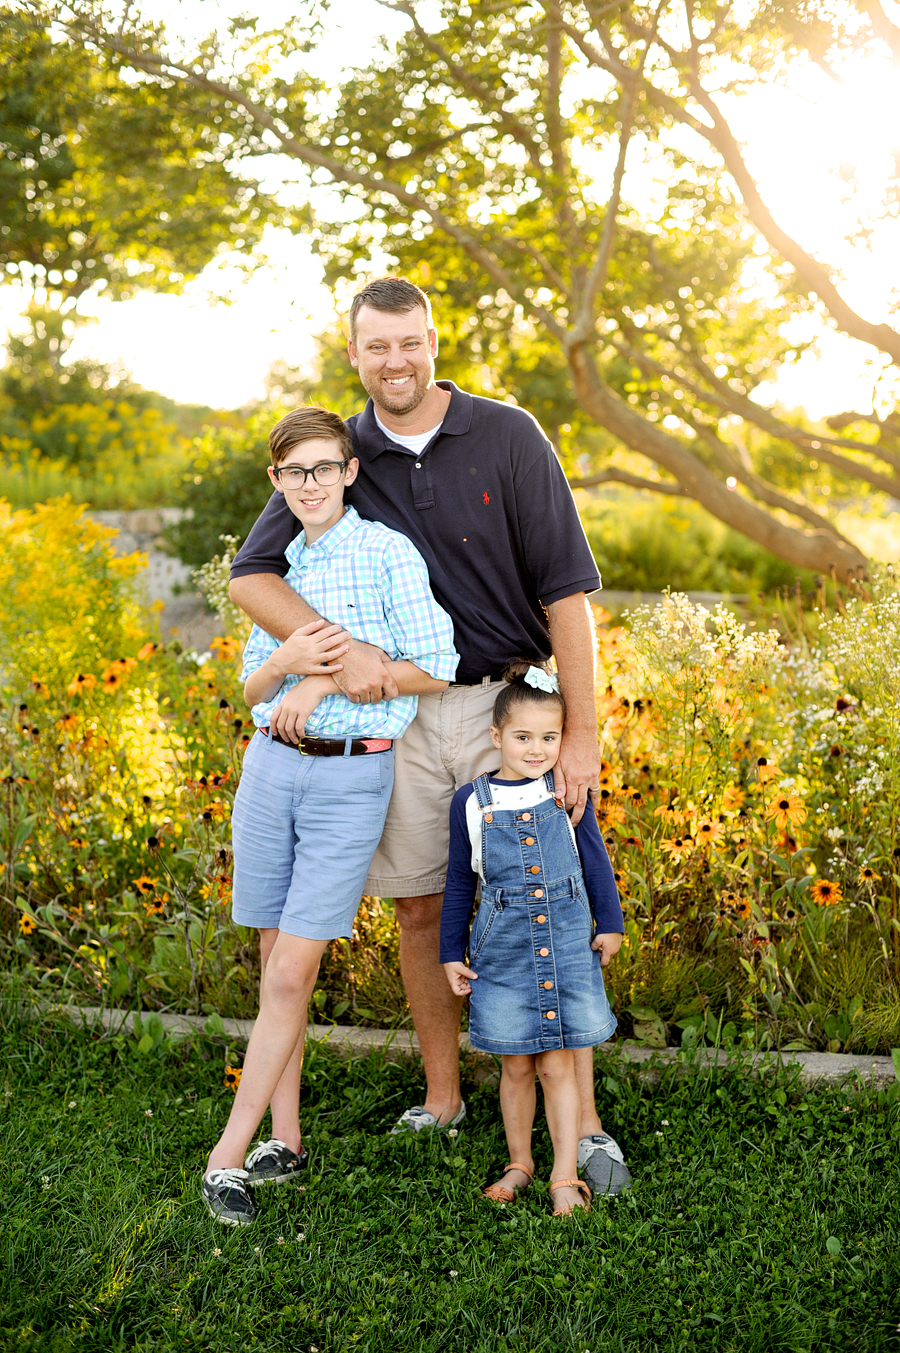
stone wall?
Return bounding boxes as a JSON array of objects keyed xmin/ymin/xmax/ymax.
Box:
[{"xmin": 87, "ymin": 509, "xmax": 221, "ymax": 652}]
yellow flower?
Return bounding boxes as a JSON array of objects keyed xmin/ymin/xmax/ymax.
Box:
[
  {"xmin": 695, "ymin": 818, "xmax": 724, "ymax": 847},
  {"xmin": 721, "ymin": 786, "xmax": 745, "ymax": 813},
  {"xmin": 660, "ymin": 835, "xmax": 694, "ymax": 858},
  {"xmin": 811, "ymin": 879, "xmax": 842, "ymax": 907},
  {"xmin": 224, "ymin": 1066, "xmax": 242, "ymax": 1092},
  {"xmin": 67, "ymin": 673, "xmax": 96, "ymax": 697},
  {"xmin": 144, "ymin": 895, "xmax": 167, "ymax": 916},
  {"xmin": 766, "ymin": 794, "xmax": 807, "ymax": 831},
  {"xmin": 653, "ymin": 804, "xmax": 685, "ymax": 825},
  {"xmin": 210, "ymin": 636, "xmax": 239, "ymax": 662},
  {"xmin": 136, "ymin": 642, "xmax": 160, "ymax": 661},
  {"xmin": 858, "ymin": 866, "xmax": 881, "ymax": 886},
  {"xmin": 734, "ymin": 898, "xmax": 752, "ymax": 919},
  {"xmin": 612, "ymin": 868, "xmax": 630, "ymax": 897},
  {"xmin": 57, "ymin": 713, "xmax": 79, "ymax": 733},
  {"xmin": 132, "ymin": 875, "xmax": 159, "ymax": 895},
  {"xmin": 756, "ymin": 759, "xmax": 783, "ymax": 784},
  {"xmin": 29, "ymin": 679, "xmax": 48, "ymax": 698},
  {"xmin": 18, "ymin": 914, "xmax": 37, "ymax": 935}
]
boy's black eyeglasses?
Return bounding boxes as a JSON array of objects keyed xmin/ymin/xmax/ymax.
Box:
[{"xmin": 273, "ymin": 461, "xmax": 347, "ymax": 488}]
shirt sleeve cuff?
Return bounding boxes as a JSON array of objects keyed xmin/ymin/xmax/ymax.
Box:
[
  {"xmin": 229, "ymin": 561, "xmax": 290, "ymax": 580},
  {"xmin": 398, "ymin": 652, "xmax": 460, "ymax": 681},
  {"xmin": 539, "ymin": 577, "xmax": 602, "ymax": 606}
]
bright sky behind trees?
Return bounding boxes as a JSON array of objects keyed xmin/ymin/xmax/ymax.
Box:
[{"xmin": 1, "ymin": 0, "xmax": 898, "ymax": 415}]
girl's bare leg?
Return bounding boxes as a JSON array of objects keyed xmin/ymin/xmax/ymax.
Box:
[
  {"xmin": 258, "ymin": 928, "xmax": 306, "ymax": 1153},
  {"xmin": 488, "ymin": 1054, "xmax": 537, "ymax": 1193},
  {"xmin": 536, "ymin": 1048, "xmax": 586, "ymax": 1213},
  {"xmin": 205, "ymin": 932, "xmax": 328, "ymax": 1174}
]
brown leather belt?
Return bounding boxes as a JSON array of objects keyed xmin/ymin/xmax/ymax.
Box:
[{"xmin": 262, "ymin": 729, "xmax": 392, "ymax": 756}]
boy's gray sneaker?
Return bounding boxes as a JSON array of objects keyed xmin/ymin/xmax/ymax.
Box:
[
  {"xmin": 389, "ymin": 1101, "xmax": 467, "ymax": 1136},
  {"xmin": 244, "ymin": 1138, "xmax": 309, "ymax": 1187},
  {"xmin": 577, "ymin": 1133, "xmax": 632, "ymax": 1197},
  {"xmin": 201, "ymin": 1167, "xmax": 257, "ymax": 1225}
]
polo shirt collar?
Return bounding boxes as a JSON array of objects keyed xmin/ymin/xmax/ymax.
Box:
[
  {"xmin": 286, "ymin": 504, "xmax": 362, "ymax": 566},
  {"xmin": 356, "ymin": 381, "xmax": 473, "ymax": 460}
]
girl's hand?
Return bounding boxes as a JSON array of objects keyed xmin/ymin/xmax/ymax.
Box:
[
  {"xmin": 443, "ymin": 961, "xmax": 477, "ymax": 996},
  {"xmin": 591, "ymin": 932, "xmax": 623, "ymax": 967}
]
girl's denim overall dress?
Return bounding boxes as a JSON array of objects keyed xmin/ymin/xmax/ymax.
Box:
[{"xmin": 467, "ymin": 770, "xmax": 617, "ymax": 1056}]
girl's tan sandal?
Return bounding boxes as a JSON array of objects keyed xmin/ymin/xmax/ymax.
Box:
[
  {"xmin": 482, "ymin": 1162, "xmax": 535, "ymax": 1204},
  {"xmin": 548, "ymin": 1177, "xmax": 591, "ymax": 1216}
]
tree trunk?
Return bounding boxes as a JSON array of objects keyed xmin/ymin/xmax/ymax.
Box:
[{"xmin": 567, "ymin": 345, "xmax": 868, "ymax": 578}]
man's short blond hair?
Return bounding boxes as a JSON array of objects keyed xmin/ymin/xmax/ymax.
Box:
[{"xmin": 268, "ymin": 406, "xmax": 354, "ymax": 466}]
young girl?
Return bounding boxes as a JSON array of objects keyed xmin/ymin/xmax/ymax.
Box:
[{"xmin": 440, "ymin": 662, "xmax": 624, "ymax": 1216}]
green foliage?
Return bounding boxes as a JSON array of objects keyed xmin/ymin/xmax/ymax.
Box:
[
  {"xmin": 0, "ymin": 9, "xmax": 286, "ymax": 302},
  {"xmin": 581, "ymin": 495, "xmax": 806, "ymax": 594},
  {"xmin": 597, "ymin": 582, "xmax": 900, "ymax": 1053},
  {"xmin": 164, "ymin": 414, "xmax": 277, "ymax": 568},
  {"xmin": 0, "ymin": 1015, "xmax": 898, "ymax": 1351}
]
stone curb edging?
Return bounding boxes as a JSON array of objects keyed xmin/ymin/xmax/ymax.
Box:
[{"xmin": 29, "ymin": 1002, "xmax": 898, "ymax": 1088}]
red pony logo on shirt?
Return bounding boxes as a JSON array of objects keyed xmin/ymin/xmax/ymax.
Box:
[{"xmin": 483, "ymin": 491, "xmax": 490, "ymax": 505}]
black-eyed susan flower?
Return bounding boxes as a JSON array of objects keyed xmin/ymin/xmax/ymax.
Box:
[
  {"xmin": 734, "ymin": 898, "xmax": 752, "ymax": 919},
  {"xmin": 57, "ymin": 713, "xmax": 79, "ymax": 733},
  {"xmin": 210, "ymin": 636, "xmax": 239, "ymax": 662},
  {"xmin": 766, "ymin": 794, "xmax": 807, "ymax": 831},
  {"xmin": 69, "ymin": 837, "xmax": 87, "ymax": 849},
  {"xmin": 756, "ymin": 759, "xmax": 783, "ymax": 784},
  {"xmin": 67, "ymin": 673, "xmax": 97, "ymax": 697},
  {"xmin": 620, "ymin": 836, "xmax": 642, "ymax": 849},
  {"xmin": 136, "ymin": 642, "xmax": 160, "ymax": 661},
  {"xmin": 721, "ymin": 786, "xmax": 745, "ymax": 812},
  {"xmin": 858, "ymin": 866, "xmax": 881, "ymax": 886},
  {"xmin": 18, "ymin": 914, "xmax": 37, "ymax": 935},
  {"xmin": 612, "ymin": 869, "xmax": 630, "ymax": 896},
  {"xmin": 654, "ymin": 805, "xmax": 686, "ymax": 825},
  {"xmin": 661, "ymin": 835, "xmax": 694, "ymax": 858},
  {"xmin": 224, "ymin": 1066, "xmax": 242, "ymax": 1092},
  {"xmin": 133, "ymin": 875, "xmax": 159, "ymax": 896},
  {"xmin": 144, "ymin": 895, "xmax": 167, "ymax": 916},
  {"xmin": 29, "ymin": 679, "xmax": 48, "ymax": 698},
  {"xmin": 695, "ymin": 819, "xmax": 724, "ymax": 847},
  {"xmin": 811, "ymin": 879, "xmax": 842, "ymax": 906}
]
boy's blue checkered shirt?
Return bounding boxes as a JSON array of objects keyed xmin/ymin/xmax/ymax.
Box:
[{"xmin": 242, "ymin": 506, "xmax": 459, "ymax": 737}]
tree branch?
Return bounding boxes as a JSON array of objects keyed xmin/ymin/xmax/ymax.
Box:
[
  {"xmin": 568, "ymin": 467, "xmax": 688, "ymax": 495},
  {"xmin": 63, "ymin": 13, "xmax": 568, "ymax": 340},
  {"xmin": 375, "ymin": 0, "xmax": 546, "ymax": 171}
]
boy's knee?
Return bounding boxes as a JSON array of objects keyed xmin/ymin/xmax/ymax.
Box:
[
  {"xmin": 536, "ymin": 1050, "xmax": 574, "ymax": 1083},
  {"xmin": 265, "ymin": 950, "xmax": 314, "ymax": 1001}
]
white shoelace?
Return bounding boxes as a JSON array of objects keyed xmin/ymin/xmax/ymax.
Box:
[
  {"xmin": 582, "ymin": 1135, "xmax": 625, "ymax": 1164},
  {"xmin": 206, "ymin": 1167, "xmax": 249, "ymax": 1188},
  {"xmin": 244, "ymin": 1139, "xmax": 288, "ymax": 1169}
]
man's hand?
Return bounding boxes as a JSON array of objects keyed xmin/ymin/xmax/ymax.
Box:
[
  {"xmin": 272, "ymin": 619, "xmax": 351, "ymax": 675},
  {"xmin": 268, "ymin": 676, "xmax": 336, "ymax": 744},
  {"xmin": 590, "ymin": 932, "xmax": 623, "ymax": 967},
  {"xmin": 443, "ymin": 961, "xmax": 478, "ymax": 996},
  {"xmin": 554, "ymin": 726, "xmax": 602, "ymax": 825},
  {"xmin": 332, "ymin": 639, "xmax": 397, "ymax": 704}
]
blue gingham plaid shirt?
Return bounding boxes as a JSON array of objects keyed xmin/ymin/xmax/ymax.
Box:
[{"xmin": 242, "ymin": 507, "xmax": 459, "ymax": 736}]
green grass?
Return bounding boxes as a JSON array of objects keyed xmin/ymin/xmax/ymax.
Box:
[{"xmin": 0, "ymin": 1011, "xmax": 898, "ymax": 1353}]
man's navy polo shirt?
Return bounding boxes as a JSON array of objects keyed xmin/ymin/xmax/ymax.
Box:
[{"xmin": 231, "ymin": 382, "xmax": 600, "ymax": 685}]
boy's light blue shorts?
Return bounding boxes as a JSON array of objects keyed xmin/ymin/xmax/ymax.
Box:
[{"xmin": 231, "ymin": 730, "xmax": 395, "ymax": 940}]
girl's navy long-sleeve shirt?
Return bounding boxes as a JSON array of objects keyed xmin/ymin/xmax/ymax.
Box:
[{"xmin": 439, "ymin": 775, "xmax": 624, "ymax": 964}]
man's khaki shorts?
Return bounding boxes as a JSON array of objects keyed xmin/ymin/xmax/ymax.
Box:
[{"xmin": 364, "ymin": 680, "xmax": 501, "ymax": 899}]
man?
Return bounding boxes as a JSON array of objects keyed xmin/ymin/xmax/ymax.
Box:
[{"xmin": 230, "ymin": 277, "xmax": 632, "ymax": 1195}]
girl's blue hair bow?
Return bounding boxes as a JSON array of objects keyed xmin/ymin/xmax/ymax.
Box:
[{"xmin": 524, "ymin": 665, "xmax": 560, "ymax": 694}]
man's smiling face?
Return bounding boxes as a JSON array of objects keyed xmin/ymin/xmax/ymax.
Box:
[{"xmin": 348, "ymin": 304, "xmax": 438, "ymax": 417}]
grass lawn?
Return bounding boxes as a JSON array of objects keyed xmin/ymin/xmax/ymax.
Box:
[{"xmin": 0, "ymin": 1009, "xmax": 898, "ymax": 1353}]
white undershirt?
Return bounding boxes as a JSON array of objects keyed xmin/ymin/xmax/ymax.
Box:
[
  {"xmin": 374, "ymin": 411, "xmax": 444, "ymax": 456},
  {"xmin": 464, "ymin": 777, "xmax": 577, "ymax": 883}
]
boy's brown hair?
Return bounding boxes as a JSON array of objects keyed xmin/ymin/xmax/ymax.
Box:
[{"xmin": 268, "ymin": 406, "xmax": 354, "ymax": 466}]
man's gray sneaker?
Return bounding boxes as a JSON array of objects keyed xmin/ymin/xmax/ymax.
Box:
[
  {"xmin": 389, "ymin": 1101, "xmax": 467, "ymax": 1136},
  {"xmin": 201, "ymin": 1167, "xmax": 257, "ymax": 1225},
  {"xmin": 577, "ymin": 1133, "xmax": 632, "ymax": 1197},
  {"xmin": 244, "ymin": 1138, "xmax": 309, "ymax": 1188}
]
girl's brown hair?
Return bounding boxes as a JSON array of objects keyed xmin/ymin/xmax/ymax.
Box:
[{"xmin": 491, "ymin": 660, "xmax": 566, "ymax": 730}]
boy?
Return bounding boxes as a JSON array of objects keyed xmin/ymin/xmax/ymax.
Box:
[{"xmin": 202, "ymin": 406, "xmax": 458, "ymax": 1225}]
